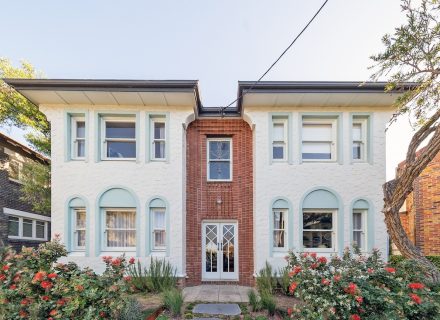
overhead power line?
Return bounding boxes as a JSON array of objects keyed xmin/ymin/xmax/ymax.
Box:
[{"xmin": 220, "ymin": 0, "xmax": 330, "ymax": 116}]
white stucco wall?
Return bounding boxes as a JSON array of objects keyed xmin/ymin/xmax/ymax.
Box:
[
  {"xmin": 40, "ymin": 104, "xmax": 193, "ymax": 275},
  {"xmin": 246, "ymin": 106, "xmax": 392, "ymax": 273}
]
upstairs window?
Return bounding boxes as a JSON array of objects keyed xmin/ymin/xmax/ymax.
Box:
[
  {"xmin": 71, "ymin": 117, "xmax": 86, "ymax": 159},
  {"xmin": 352, "ymin": 117, "xmax": 368, "ymax": 162},
  {"xmin": 207, "ymin": 138, "xmax": 232, "ymax": 181},
  {"xmin": 302, "ymin": 118, "xmax": 337, "ymax": 161},
  {"xmin": 101, "ymin": 117, "xmax": 136, "ymax": 160},
  {"xmin": 272, "ymin": 119, "xmax": 287, "ymax": 161},
  {"xmin": 151, "ymin": 118, "xmax": 166, "ymax": 160}
]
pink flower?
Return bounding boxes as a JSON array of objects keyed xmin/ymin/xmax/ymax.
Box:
[
  {"xmin": 310, "ymin": 252, "xmax": 317, "ymax": 259},
  {"xmin": 355, "ymin": 296, "xmax": 363, "ymax": 304},
  {"xmin": 318, "ymin": 256, "xmax": 327, "ymax": 264},
  {"xmin": 333, "ymin": 275, "xmax": 341, "ymax": 282},
  {"xmin": 9, "ymin": 284, "xmax": 17, "ymax": 290},
  {"xmin": 409, "ymin": 293, "xmax": 422, "ymax": 304},
  {"xmin": 111, "ymin": 258, "xmax": 122, "ymax": 267},
  {"xmin": 0, "ymin": 274, "xmax": 6, "ymax": 281},
  {"xmin": 49, "ymin": 309, "xmax": 58, "ymax": 316},
  {"xmin": 102, "ymin": 256, "xmax": 112, "ymax": 263},
  {"xmin": 123, "ymin": 276, "xmax": 132, "ymax": 281},
  {"xmin": 33, "ymin": 271, "xmax": 46, "ymax": 282},
  {"xmin": 408, "ymin": 283, "xmax": 425, "ymax": 290},
  {"xmin": 2, "ymin": 265, "xmax": 9, "ymax": 271},
  {"xmin": 75, "ymin": 285, "xmax": 84, "ymax": 292},
  {"xmin": 321, "ymin": 278, "xmax": 331, "ymax": 285},
  {"xmin": 367, "ymin": 268, "xmax": 374, "ymax": 274},
  {"xmin": 310, "ymin": 263, "xmax": 318, "ymax": 269},
  {"xmin": 287, "ymin": 308, "xmax": 293, "ymax": 315},
  {"xmin": 129, "ymin": 257, "xmax": 135, "ymax": 264},
  {"xmin": 344, "ymin": 282, "xmax": 358, "ymax": 295}
]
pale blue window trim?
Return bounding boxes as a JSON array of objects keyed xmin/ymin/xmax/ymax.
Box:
[
  {"xmin": 269, "ymin": 197, "xmax": 293, "ymax": 256},
  {"xmin": 64, "ymin": 111, "xmax": 89, "ymax": 162},
  {"xmin": 299, "ymin": 187, "xmax": 344, "ymax": 255},
  {"xmin": 95, "ymin": 111, "xmax": 140, "ymax": 163},
  {"xmin": 95, "ymin": 186, "xmax": 140, "ymax": 256},
  {"xmin": 65, "ymin": 196, "xmax": 89, "ymax": 255},
  {"xmin": 268, "ymin": 113, "xmax": 293, "ymax": 164},
  {"xmin": 147, "ymin": 196, "xmax": 170, "ymax": 256},
  {"xmin": 146, "ymin": 112, "xmax": 170, "ymax": 163},
  {"xmin": 349, "ymin": 113, "xmax": 373, "ymax": 165},
  {"xmin": 299, "ymin": 113, "xmax": 343, "ymax": 164},
  {"xmin": 350, "ymin": 198, "xmax": 374, "ymax": 251}
]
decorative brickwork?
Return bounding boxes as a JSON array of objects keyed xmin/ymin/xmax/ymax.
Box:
[{"xmin": 186, "ymin": 119, "xmax": 254, "ymax": 286}]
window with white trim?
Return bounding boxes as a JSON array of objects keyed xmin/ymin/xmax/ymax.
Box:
[
  {"xmin": 352, "ymin": 117, "xmax": 368, "ymax": 161},
  {"xmin": 207, "ymin": 138, "xmax": 232, "ymax": 181},
  {"xmin": 151, "ymin": 118, "xmax": 166, "ymax": 160},
  {"xmin": 302, "ymin": 118, "xmax": 337, "ymax": 161},
  {"xmin": 151, "ymin": 208, "xmax": 166, "ymax": 251},
  {"xmin": 353, "ymin": 210, "xmax": 366, "ymax": 251},
  {"xmin": 101, "ymin": 117, "xmax": 136, "ymax": 159},
  {"xmin": 272, "ymin": 119, "xmax": 287, "ymax": 161},
  {"xmin": 302, "ymin": 210, "xmax": 335, "ymax": 250},
  {"xmin": 73, "ymin": 209, "xmax": 86, "ymax": 250},
  {"xmin": 273, "ymin": 209, "xmax": 287, "ymax": 250},
  {"xmin": 7, "ymin": 216, "xmax": 48, "ymax": 240},
  {"xmin": 71, "ymin": 116, "xmax": 86, "ymax": 159},
  {"xmin": 103, "ymin": 209, "xmax": 136, "ymax": 250}
]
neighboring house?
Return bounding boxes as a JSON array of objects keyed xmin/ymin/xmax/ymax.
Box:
[
  {"xmin": 396, "ymin": 149, "xmax": 440, "ymax": 256},
  {"xmin": 0, "ymin": 132, "xmax": 51, "ymax": 251},
  {"xmin": 4, "ymin": 79, "xmax": 413, "ymax": 285}
]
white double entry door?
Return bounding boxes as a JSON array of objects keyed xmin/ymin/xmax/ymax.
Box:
[{"xmin": 202, "ymin": 221, "xmax": 238, "ymax": 280}]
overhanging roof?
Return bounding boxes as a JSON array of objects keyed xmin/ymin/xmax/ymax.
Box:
[{"xmin": 3, "ymin": 79, "xmax": 202, "ymax": 109}]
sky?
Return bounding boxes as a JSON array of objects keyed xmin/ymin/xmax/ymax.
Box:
[{"xmin": 0, "ymin": 0, "xmax": 414, "ymax": 179}]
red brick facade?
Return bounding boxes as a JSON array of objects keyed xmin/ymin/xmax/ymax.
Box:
[
  {"xmin": 185, "ymin": 119, "xmax": 254, "ymax": 286},
  {"xmin": 399, "ymin": 151, "xmax": 440, "ymax": 255}
]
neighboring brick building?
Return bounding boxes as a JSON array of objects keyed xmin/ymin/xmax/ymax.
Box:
[
  {"xmin": 0, "ymin": 132, "xmax": 51, "ymax": 251},
  {"xmin": 398, "ymin": 150, "xmax": 440, "ymax": 255}
]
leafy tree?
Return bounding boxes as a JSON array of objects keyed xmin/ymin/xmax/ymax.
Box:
[
  {"xmin": 20, "ymin": 161, "xmax": 51, "ymax": 214},
  {"xmin": 370, "ymin": 0, "xmax": 440, "ymax": 282}
]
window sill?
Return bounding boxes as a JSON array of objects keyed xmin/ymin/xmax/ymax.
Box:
[
  {"xmin": 8, "ymin": 236, "xmax": 47, "ymax": 241},
  {"xmin": 207, "ymin": 180, "xmax": 233, "ymax": 183},
  {"xmin": 100, "ymin": 159, "xmax": 137, "ymax": 162},
  {"xmin": 99, "ymin": 251, "xmax": 136, "ymax": 256},
  {"xmin": 68, "ymin": 251, "xmax": 86, "ymax": 257}
]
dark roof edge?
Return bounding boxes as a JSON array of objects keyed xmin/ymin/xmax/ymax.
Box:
[{"xmin": 0, "ymin": 132, "xmax": 50, "ymax": 163}]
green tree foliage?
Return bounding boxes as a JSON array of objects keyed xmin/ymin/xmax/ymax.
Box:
[{"xmin": 20, "ymin": 161, "xmax": 51, "ymax": 214}]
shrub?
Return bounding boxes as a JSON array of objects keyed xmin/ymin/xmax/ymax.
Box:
[
  {"xmin": 285, "ymin": 249, "xmax": 440, "ymax": 319},
  {"xmin": 0, "ymin": 237, "xmax": 133, "ymax": 319},
  {"xmin": 260, "ymin": 291, "xmax": 276, "ymax": 316},
  {"xmin": 256, "ymin": 261, "xmax": 277, "ymax": 295},
  {"xmin": 146, "ymin": 258, "xmax": 177, "ymax": 293},
  {"xmin": 248, "ymin": 289, "xmax": 261, "ymax": 311},
  {"xmin": 162, "ymin": 288, "xmax": 184, "ymax": 316},
  {"xmin": 126, "ymin": 260, "xmax": 150, "ymax": 292},
  {"xmin": 119, "ymin": 296, "xmax": 144, "ymax": 320}
]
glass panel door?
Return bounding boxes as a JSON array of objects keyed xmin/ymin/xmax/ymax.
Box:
[
  {"xmin": 220, "ymin": 223, "xmax": 237, "ymax": 280},
  {"xmin": 202, "ymin": 223, "xmax": 219, "ymax": 280}
]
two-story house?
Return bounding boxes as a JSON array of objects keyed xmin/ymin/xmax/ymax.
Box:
[
  {"xmin": 0, "ymin": 132, "xmax": 51, "ymax": 251},
  {"xmin": 4, "ymin": 79, "xmax": 412, "ymax": 285}
]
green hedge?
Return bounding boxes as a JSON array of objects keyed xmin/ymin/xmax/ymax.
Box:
[{"xmin": 390, "ymin": 255, "xmax": 440, "ymax": 270}]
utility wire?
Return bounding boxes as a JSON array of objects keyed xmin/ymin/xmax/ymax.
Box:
[{"xmin": 220, "ymin": 0, "xmax": 330, "ymax": 116}]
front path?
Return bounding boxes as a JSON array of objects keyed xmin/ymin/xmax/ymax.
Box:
[{"xmin": 183, "ymin": 285, "xmax": 252, "ymax": 303}]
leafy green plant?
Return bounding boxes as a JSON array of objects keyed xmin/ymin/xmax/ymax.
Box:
[
  {"xmin": 278, "ymin": 266, "xmax": 291, "ymax": 295},
  {"xmin": 127, "ymin": 260, "xmax": 150, "ymax": 291},
  {"xmin": 146, "ymin": 258, "xmax": 177, "ymax": 292},
  {"xmin": 119, "ymin": 297, "xmax": 144, "ymax": 320},
  {"xmin": 256, "ymin": 261, "xmax": 277, "ymax": 295},
  {"xmin": 162, "ymin": 288, "xmax": 184, "ymax": 316},
  {"xmin": 248, "ymin": 289, "xmax": 261, "ymax": 312},
  {"xmin": 260, "ymin": 291, "xmax": 276, "ymax": 316}
]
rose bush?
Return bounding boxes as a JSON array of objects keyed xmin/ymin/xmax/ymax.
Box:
[
  {"xmin": 0, "ymin": 236, "xmax": 135, "ymax": 319},
  {"xmin": 285, "ymin": 248, "xmax": 440, "ymax": 320}
]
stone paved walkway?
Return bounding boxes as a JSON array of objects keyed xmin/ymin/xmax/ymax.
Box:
[
  {"xmin": 193, "ymin": 303, "xmax": 241, "ymax": 316},
  {"xmin": 183, "ymin": 285, "xmax": 252, "ymax": 303}
]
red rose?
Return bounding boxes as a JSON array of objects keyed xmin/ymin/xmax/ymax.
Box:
[
  {"xmin": 20, "ymin": 298, "xmax": 30, "ymax": 305},
  {"xmin": 287, "ymin": 308, "xmax": 293, "ymax": 315},
  {"xmin": 350, "ymin": 315, "xmax": 361, "ymax": 320},
  {"xmin": 102, "ymin": 256, "xmax": 112, "ymax": 263},
  {"xmin": 321, "ymin": 278, "xmax": 331, "ymax": 285},
  {"xmin": 2, "ymin": 265, "xmax": 9, "ymax": 271},
  {"xmin": 344, "ymin": 282, "xmax": 358, "ymax": 295},
  {"xmin": 409, "ymin": 293, "xmax": 422, "ymax": 304},
  {"xmin": 408, "ymin": 283, "xmax": 425, "ymax": 290},
  {"xmin": 99, "ymin": 311, "xmax": 106, "ymax": 318},
  {"xmin": 123, "ymin": 276, "xmax": 132, "ymax": 281},
  {"xmin": 75, "ymin": 284, "xmax": 84, "ymax": 292},
  {"xmin": 49, "ymin": 309, "xmax": 58, "ymax": 316},
  {"xmin": 384, "ymin": 267, "xmax": 396, "ymax": 274},
  {"xmin": 301, "ymin": 252, "xmax": 309, "ymax": 258},
  {"xmin": 0, "ymin": 274, "xmax": 6, "ymax": 281},
  {"xmin": 318, "ymin": 256, "xmax": 327, "ymax": 264},
  {"xmin": 13, "ymin": 274, "xmax": 21, "ymax": 282},
  {"xmin": 9, "ymin": 284, "xmax": 17, "ymax": 290},
  {"xmin": 18, "ymin": 310, "xmax": 28, "ymax": 318},
  {"xmin": 310, "ymin": 252, "xmax": 317, "ymax": 259},
  {"xmin": 48, "ymin": 273, "xmax": 57, "ymax": 279},
  {"xmin": 333, "ymin": 275, "xmax": 341, "ymax": 282},
  {"xmin": 310, "ymin": 263, "xmax": 318, "ymax": 269},
  {"xmin": 41, "ymin": 281, "xmax": 53, "ymax": 290},
  {"xmin": 111, "ymin": 258, "xmax": 122, "ymax": 266},
  {"xmin": 33, "ymin": 271, "xmax": 46, "ymax": 282},
  {"xmin": 367, "ymin": 268, "xmax": 374, "ymax": 274},
  {"xmin": 57, "ymin": 298, "xmax": 66, "ymax": 306},
  {"xmin": 129, "ymin": 257, "xmax": 135, "ymax": 264},
  {"xmin": 41, "ymin": 295, "xmax": 50, "ymax": 301},
  {"xmin": 293, "ymin": 266, "xmax": 302, "ymax": 275},
  {"xmin": 355, "ymin": 296, "xmax": 363, "ymax": 304},
  {"xmin": 289, "ymin": 282, "xmax": 298, "ymax": 294}
]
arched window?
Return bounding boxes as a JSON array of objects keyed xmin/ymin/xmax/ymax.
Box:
[
  {"xmin": 351, "ymin": 199, "xmax": 373, "ymax": 252},
  {"xmin": 97, "ymin": 187, "xmax": 138, "ymax": 253},
  {"xmin": 66, "ymin": 197, "xmax": 87, "ymax": 252},
  {"xmin": 148, "ymin": 197, "xmax": 168, "ymax": 254},
  {"xmin": 270, "ymin": 198, "xmax": 292, "ymax": 254},
  {"xmin": 301, "ymin": 188, "xmax": 342, "ymax": 253}
]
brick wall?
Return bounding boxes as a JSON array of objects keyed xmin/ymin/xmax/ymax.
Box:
[
  {"xmin": 399, "ymin": 151, "xmax": 440, "ymax": 255},
  {"xmin": 186, "ymin": 119, "xmax": 254, "ymax": 286}
]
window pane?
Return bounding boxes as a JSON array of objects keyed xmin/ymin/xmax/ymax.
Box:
[
  {"xmin": 8, "ymin": 217, "xmax": 19, "ymax": 236},
  {"xmin": 273, "ymin": 123, "xmax": 284, "ymax": 141},
  {"xmin": 303, "ymin": 231, "xmax": 332, "ymax": 248},
  {"xmin": 23, "ymin": 219, "xmax": 33, "ymax": 237},
  {"xmin": 105, "ymin": 121, "xmax": 135, "ymax": 139},
  {"xmin": 77, "ymin": 140, "xmax": 85, "ymax": 157},
  {"xmin": 273, "ymin": 230, "xmax": 285, "ymax": 248},
  {"xmin": 76, "ymin": 210, "xmax": 86, "ymax": 228},
  {"xmin": 303, "ymin": 123, "xmax": 332, "ymax": 141},
  {"xmin": 36, "ymin": 221, "xmax": 45, "ymax": 239},
  {"xmin": 107, "ymin": 141, "xmax": 136, "ymax": 158},
  {"xmin": 274, "ymin": 211, "xmax": 285, "ymax": 229},
  {"xmin": 77, "ymin": 230, "xmax": 86, "ymax": 247},
  {"xmin": 209, "ymin": 162, "xmax": 230, "ymax": 180},
  {"xmin": 209, "ymin": 141, "xmax": 230, "ymax": 160},
  {"xmin": 76, "ymin": 121, "xmax": 85, "ymax": 138},
  {"xmin": 154, "ymin": 122, "xmax": 165, "ymax": 139},
  {"xmin": 273, "ymin": 146, "xmax": 284, "ymax": 159},
  {"xmin": 303, "ymin": 212, "xmax": 333, "ymax": 230},
  {"xmin": 154, "ymin": 231, "xmax": 166, "ymax": 247},
  {"xmin": 107, "ymin": 230, "xmax": 136, "ymax": 247},
  {"xmin": 353, "ymin": 142, "xmax": 361, "ymax": 160},
  {"xmin": 352, "ymin": 123, "xmax": 362, "ymax": 141},
  {"xmin": 353, "ymin": 212, "xmax": 362, "ymax": 230},
  {"xmin": 154, "ymin": 141, "xmax": 166, "ymax": 159},
  {"xmin": 154, "ymin": 210, "xmax": 166, "ymax": 229},
  {"xmin": 353, "ymin": 231, "xmax": 363, "ymax": 248},
  {"xmin": 106, "ymin": 211, "xmax": 136, "ymax": 229},
  {"xmin": 302, "ymin": 142, "xmax": 331, "ymax": 159}
]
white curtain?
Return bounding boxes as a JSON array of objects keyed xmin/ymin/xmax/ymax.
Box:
[
  {"xmin": 75, "ymin": 210, "xmax": 86, "ymax": 247},
  {"xmin": 153, "ymin": 209, "xmax": 166, "ymax": 248},
  {"xmin": 106, "ymin": 210, "xmax": 136, "ymax": 248}
]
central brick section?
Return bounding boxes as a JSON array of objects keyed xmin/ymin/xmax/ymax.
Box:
[{"xmin": 186, "ymin": 119, "xmax": 254, "ymax": 286}]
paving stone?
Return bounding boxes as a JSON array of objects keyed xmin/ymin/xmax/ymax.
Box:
[
  {"xmin": 193, "ymin": 303, "xmax": 241, "ymax": 316},
  {"xmin": 193, "ymin": 318, "xmax": 221, "ymax": 320}
]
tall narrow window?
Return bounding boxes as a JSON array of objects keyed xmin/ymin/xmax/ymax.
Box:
[
  {"xmin": 272, "ymin": 119, "xmax": 287, "ymax": 161},
  {"xmin": 303, "ymin": 210, "xmax": 335, "ymax": 250},
  {"xmin": 74, "ymin": 209, "xmax": 86, "ymax": 250},
  {"xmin": 352, "ymin": 118, "xmax": 368, "ymax": 161},
  {"xmin": 104, "ymin": 210, "xmax": 136, "ymax": 250},
  {"xmin": 152, "ymin": 208, "xmax": 166, "ymax": 251},
  {"xmin": 207, "ymin": 139, "xmax": 232, "ymax": 181},
  {"xmin": 151, "ymin": 118, "xmax": 166, "ymax": 160},
  {"xmin": 302, "ymin": 118, "xmax": 337, "ymax": 161},
  {"xmin": 71, "ymin": 117, "xmax": 86, "ymax": 159},
  {"xmin": 102, "ymin": 117, "xmax": 136, "ymax": 159},
  {"xmin": 273, "ymin": 209, "xmax": 287, "ymax": 250},
  {"xmin": 353, "ymin": 210, "xmax": 366, "ymax": 251}
]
